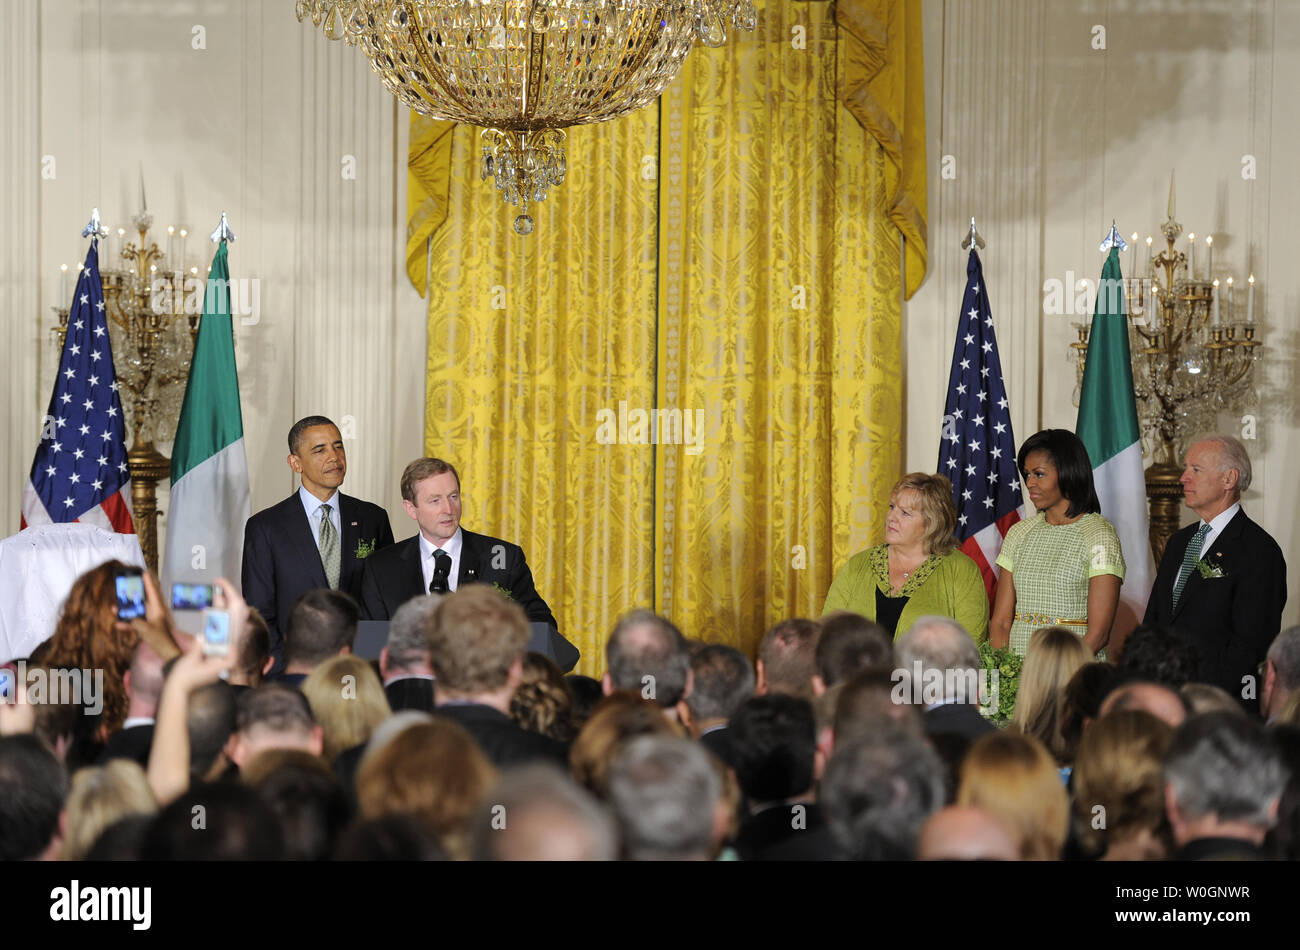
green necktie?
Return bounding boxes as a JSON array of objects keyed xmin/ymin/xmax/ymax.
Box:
[
  {"xmin": 1172, "ymin": 522, "xmax": 1211, "ymax": 611},
  {"xmin": 319, "ymin": 503, "xmax": 341, "ymax": 589}
]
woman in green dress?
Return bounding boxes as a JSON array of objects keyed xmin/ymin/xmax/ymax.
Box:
[
  {"xmin": 990, "ymin": 429, "xmax": 1125, "ymax": 657},
  {"xmin": 822, "ymin": 473, "xmax": 988, "ymax": 640}
]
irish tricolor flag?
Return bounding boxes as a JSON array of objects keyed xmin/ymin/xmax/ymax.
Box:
[
  {"xmin": 162, "ymin": 239, "xmax": 250, "ymax": 592},
  {"xmin": 1076, "ymin": 246, "xmax": 1153, "ymax": 647}
]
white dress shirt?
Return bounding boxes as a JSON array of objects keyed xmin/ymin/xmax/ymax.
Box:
[
  {"xmin": 299, "ymin": 485, "xmax": 342, "ymax": 552},
  {"xmin": 1198, "ymin": 501, "xmax": 1241, "ymax": 556},
  {"xmin": 419, "ymin": 527, "xmax": 463, "ymax": 594}
]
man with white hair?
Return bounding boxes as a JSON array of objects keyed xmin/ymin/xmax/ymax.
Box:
[
  {"xmin": 1262, "ymin": 626, "xmax": 1300, "ymax": 723},
  {"xmin": 1144, "ymin": 434, "xmax": 1286, "ymax": 709},
  {"xmin": 894, "ymin": 616, "xmax": 995, "ymax": 740}
]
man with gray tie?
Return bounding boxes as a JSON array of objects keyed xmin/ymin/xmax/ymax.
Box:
[{"xmin": 242, "ymin": 415, "xmax": 394, "ymax": 670}]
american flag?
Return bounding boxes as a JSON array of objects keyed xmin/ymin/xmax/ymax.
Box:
[
  {"xmin": 21, "ymin": 241, "xmax": 134, "ymax": 533},
  {"xmin": 936, "ymin": 249, "xmax": 1025, "ymax": 602}
]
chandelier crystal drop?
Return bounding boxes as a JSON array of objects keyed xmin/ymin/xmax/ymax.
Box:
[{"xmin": 297, "ymin": 0, "xmax": 756, "ymax": 233}]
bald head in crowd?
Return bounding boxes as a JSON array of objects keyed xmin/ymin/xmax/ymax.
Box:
[
  {"xmin": 917, "ymin": 805, "xmax": 1020, "ymax": 861},
  {"xmin": 1100, "ymin": 681, "xmax": 1188, "ymax": 728},
  {"xmin": 471, "ymin": 764, "xmax": 618, "ymax": 861},
  {"xmin": 603, "ymin": 610, "xmax": 692, "ymax": 716},
  {"xmin": 125, "ymin": 641, "xmax": 167, "ymax": 721}
]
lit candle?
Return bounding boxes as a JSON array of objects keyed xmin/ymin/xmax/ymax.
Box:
[
  {"xmin": 116, "ymin": 228, "xmax": 126, "ymax": 271},
  {"xmin": 1204, "ymin": 234, "xmax": 1213, "ymax": 281},
  {"xmin": 60, "ymin": 264, "xmax": 69, "ymax": 309},
  {"xmin": 1130, "ymin": 233, "xmax": 1138, "ymax": 276},
  {"xmin": 1212, "ymin": 279, "xmax": 1220, "ymax": 325},
  {"xmin": 179, "ymin": 228, "xmax": 188, "ymax": 269},
  {"xmin": 1188, "ymin": 233, "xmax": 1196, "ymax": 279},
  {"xmin": 1247, "ymin": 274, "xmax": 1255, "ymax": 323},
  {"xmin": 1226, "ymin": 276, "xmax": 1234, "ymax": 317},
  {"xmin": 167, "ymin": 225, "xmax": 176, "ymax": 265},
  {"xmin": 1145, "ymin": 235, "xmax": 1153, "ymax": 277}
]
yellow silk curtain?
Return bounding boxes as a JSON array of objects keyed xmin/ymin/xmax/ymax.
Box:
[{"xmin": 407, "ymin": 0, "xmax": 926, "ymax": 674}]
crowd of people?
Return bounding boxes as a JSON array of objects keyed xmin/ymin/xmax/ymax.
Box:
[
  {"xmin": 2, "ymin": 560, "xmax": 1299, "ymax": 861},
  {"xmin": 0, "ymin": 419, "xmax": 1295, "ymax": 860}
]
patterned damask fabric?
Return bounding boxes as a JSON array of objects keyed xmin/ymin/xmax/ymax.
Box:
[{"xmin": 416, "ymin": 1, "xmax": 917, "ymax": 673}]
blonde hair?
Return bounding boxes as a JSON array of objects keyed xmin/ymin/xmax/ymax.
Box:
[
  {"xmin": 1011, "ymin": 627, "xmax": 1092, "ymax": 763},
  {"xmin": 301, "ymin": 654, "xmax": 391, "ymax": 762},
  {"xmin": 569, "ymin": 692, "xmax": 684, "ymax": 799},
  {"xmin": 957, "ymin": 732, "xmax": 1068, "ymax": 860},
  {"xmin": 1179, "ymin": 683, "xmax": 1247, "ymax": 717},
  {"xmin": 356, "ymin": 719, "xmax": 497, "ymax": 859},
  {"xmin": 890, "ymin": 473, "xmax": 959, "ymax": 556},
  {"xmin": 428, "ymin": 585, "xmax": 530, "ymax": 695},
  {"xmin": 60, "ymin": 760, "xmax": 157, "ymax": 860},
  {"xmin": 1072, "ymin": 710, "xmax": 1172, "ymax": 856}
]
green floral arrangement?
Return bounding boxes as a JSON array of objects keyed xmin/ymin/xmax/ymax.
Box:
[
  {"xmin": 491, "ymin": 582, "xmax": 514, "ymax": 601},
  {"xmin": 978, "ymin": 640, "xmax": 1022, "ymax": 725}
]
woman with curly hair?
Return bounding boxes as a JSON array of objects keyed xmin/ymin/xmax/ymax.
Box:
[
  {"xmin": 509, "ymin": 652, "xmax": 579, "ymax": 743},
  {"xmin": 31, "ymin": 560, "xmax": 146, "ymax": 746}
]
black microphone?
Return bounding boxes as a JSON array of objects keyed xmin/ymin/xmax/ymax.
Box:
[{"xmin": 430, "ymin": 549, "xmax": 452, "ymax": 595}]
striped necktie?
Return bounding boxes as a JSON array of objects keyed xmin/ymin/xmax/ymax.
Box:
[
  {"xmin": 319, "ymin": 503, "xmax": 341, "ymax": 589},
  {"xmin": 1172, "ymin": 522, "xmax": 1211, "ymax": 611}
]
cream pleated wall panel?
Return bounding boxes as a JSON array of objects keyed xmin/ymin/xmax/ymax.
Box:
[
  {"xmin": 4, "ymin": 0, "xmax": 426, "ymax": 553},
  {"xmin": 911, "ymin": 0, "xmax": 1299, "ymax": 628}
]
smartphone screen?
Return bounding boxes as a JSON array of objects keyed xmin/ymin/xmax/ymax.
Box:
[
  {"xmin": 171, "ymin": 583, "xmax": 215, "ymax": 611},
  {"xmin": 115, "ymin": 570, "xmax": 146, "ymax": 620},
  {"xmin": 201, "ymin": 609, "xmax": 230, "ymax": 657}
]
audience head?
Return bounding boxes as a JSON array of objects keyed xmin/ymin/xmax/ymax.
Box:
[
  {"xmin": 187, "ymin": 681, "xmax": 238, "ymax": 782},
  {"xmin": 1117, "ymin": 623, "xmax": 1198, "ymax": 688},
  {"xmin": 1180, "ymin": 682, "xmax": 1247, "ymax": 717},
  {"xmin": 1059, "ymin": 661, "xmax": 1119, "ymax": 763},
  {"xmin": 917, "ymin": 805, "xmax": 1020, "ymax": 861},
  {"xmin": 821, "ymin": 726, "xmax": 945, "ymax": 860},
  {"xmin": 570, "ymin": 692, "xmax": 681, "ymax": 799},
  {"xmin": 565, "ymin": 675, "xmax": 605, "ymax": 727},
  {"xmin": 886, "ymin": 472, "xmax": 960, "ymax": 556},
  {"xmin": 284, "ymin": 588, "xmax": 359, "ymax": 672},
  {"xmin": 1011, "ymin": 626, "xmax": 1091, "ymax": 763},
  {"xmin": 1072, "ymin": 710, "xmax": 1173, "ymax": 859},
  {"xmin": 833, "ymin": 667, "xmax": 924, "ymax": 747},
  {"xmin": 895, "ymin": 616, "xmax": 982, "ymax": 706},
  {"xmin": 1266, "ymin": 725, "xmax": 1300, "ymax": 860},
  {"xmin": 1100, "ymin": 680, "xmax": 1188, "ymax": 728},
  {"xmin": 242, "ymin": 749, "xmax": 350, "ymax": 860},
  {"xmin": 355, "ymin": 718, "xmax": 497, "ymax": 859},
  {"xmin": 0, "ymin": 734, "xmax": 67, "ymax": 860},
  {"xmin": 124, "ymin": 640, "xmax": 166, "ymax": 720},
  {"xmin": 814, "ymin": 612, "xmax": 892, "ymax": 695},
  {"xmin": 756, "ymin": 618, "xmax": 820, "ymax": 701},
  {"xmin": 227, "ymin": 684, "xmax": 323, "ymax": 769},
  {"xmin": 957, "ymin": 732, "xmax": 1068, "ymax": 860},
  {"xmin": 1164, "ymin": 712, "xmax": 1286, "ymax": 848},
  {"xmin": 381, "ymin": 594, "xmax": 439, "ymax": 680},
  {"xmin": 1016, "ymin": 429, "xmax": 1100, "ymax": 517},
  {"xmin": 333, "ymin": 815, "xmax": 447, "ymax": 861},
  {"xmin": 84, "ymin": 814, "xmax": 152, "ymax": 861},
  {"xmin": 236, "ymin": 608, "xmax": 272, "ymax": 686},
  {"xmin": 1264, "ymin": 625, "xmax": 1300, "ymax": 721},
  {"xmin": 607, "ymin": 735, "xmax": 721, "ymax": 861},
  {"xmin": 1183, "ymin": 433, "xmax": 1251, "ymax": 518},
  {"xmin": 471, "ymin": 764, "xmax": 619, "ymax": 861},
  {"xmin": 428, "ymin": 585, "xmax": 529, "ymax": 702},
  {"xmin": 141, "ymin": 782, "xmax": 284, "ymax": 859},
  {"xmin": 684, "ymin": 644, "xmax": 754, "ymax": 727},
  {"xmin": 729, "ymin": 695, "xmax": 817, "ymax": 804},
  {"xmin": 60, "ymin": 759, "xmax": 156, "ymax": 861},
  {"xmin": 38, "ymin": 559, "xmax": 141, "ymax": 737},
  {"xmin": 509, "ymin": 652, "xmax": 579, "ymax": 742},
  {"xmin": 604, "ymin": 609, "xmax": 692, "ymax": 709},
  {"xmin": 301, "ymin": 654, "xmax": 391, "ymax": 761}
]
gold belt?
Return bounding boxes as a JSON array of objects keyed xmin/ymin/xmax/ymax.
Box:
[{"xmin": 1014, "ymin": 611, "xmax": 1087, "ymax": 627}]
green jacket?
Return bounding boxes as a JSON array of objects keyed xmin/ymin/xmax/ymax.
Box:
[{"xmin": 822, "ymin": 544, "xmax": 989, "ymax": 641}]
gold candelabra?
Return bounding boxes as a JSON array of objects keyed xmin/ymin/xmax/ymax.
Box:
[
  {"xmin": 1070, "ymin": 192, "xmax": 1261, "ymax": 562},
  {"xmin": 53, "ymin": 204, "xmax": 201, "ymax": 572}
]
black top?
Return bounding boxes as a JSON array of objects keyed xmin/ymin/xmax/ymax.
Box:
[{"xmin": 875, "ymin": 587, "xmax": 910, "ymax": 638}]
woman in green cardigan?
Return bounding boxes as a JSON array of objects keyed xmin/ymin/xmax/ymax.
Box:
[{"xmin": 822, "ymin": 473, "xmax": 989, "ymax": 640}]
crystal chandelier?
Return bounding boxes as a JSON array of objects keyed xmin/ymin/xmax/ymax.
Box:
[{"xmin": 297, "ymin": 0, "xmax": 756, "ymax": 233}]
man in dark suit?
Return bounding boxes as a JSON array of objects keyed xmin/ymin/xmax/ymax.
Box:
[
  {"xmin": 895, "ymin": 616, "xmax": 997, "ymax": 740},
  {"xmin": 359, "ymin": 457, "xmax": 578, "ymax": 670},
  {"xmin": 1143, "ymin": 435, "xmax": 1286, "ymax": 708},
  {"xmin": 427, "ymin": 584, "xmax": 567, "ymax": 768},
  {"xmin": 684, "ymin": 644, "xmax": 754, "ymax": 767},
  {"xmin": 100, "ymin": 640, "xmax": 165, "ymax": 768},
  {"xmin": 242, "ymin": 416, "xmax": 394, "ymax": 669},
  {"xmin": 379, "ymin": 595, "xmax": 438, "ymax": 713}
]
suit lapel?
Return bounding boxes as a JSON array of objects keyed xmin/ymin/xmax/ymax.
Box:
[
  {"xmin": 1173, "ymin": 509, "xmax": 1244, "ymax": 618},
  {"xmin": 285, "ymin": 493, "xmax": 329, "ymax": 589},
  {"xmin": 402, "ymin": 536, "xmax": 426, "ymax": 599},
  {"xmin": 458, "ymin": 529, "xmax": 482, "ymax": 588},
  {"xmin": 338, "ymin": 493, "xmax": 359, "ymax": 590}
]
